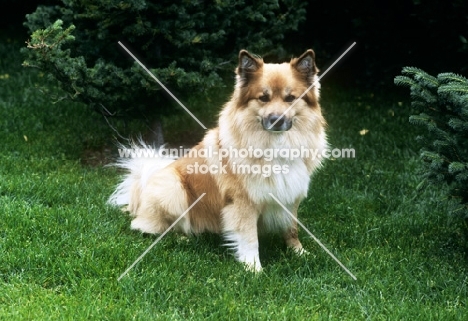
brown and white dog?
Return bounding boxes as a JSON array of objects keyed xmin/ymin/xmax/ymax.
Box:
[{"xmin": 108, "ymin": 49, "xmax": 328, "ymax": 272}]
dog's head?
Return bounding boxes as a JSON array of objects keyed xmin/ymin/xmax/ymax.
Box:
[{"xmin": 233, "ymin": 49, "xmax": 320, "ymax": 133}]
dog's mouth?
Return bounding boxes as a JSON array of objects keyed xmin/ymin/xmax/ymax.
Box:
[{"xmin": 262, "ymin": 114, "xmax": 292, "ymax": 132}]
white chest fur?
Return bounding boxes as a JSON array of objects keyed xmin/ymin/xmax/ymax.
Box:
[{"xmin": 239, "ymin": 157, "xmax": 310, "ymax": 205}]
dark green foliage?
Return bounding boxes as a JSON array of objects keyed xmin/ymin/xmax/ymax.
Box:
[
  {"xmin": 395, "ymin": 67, "xmax": 468, "ymax": 218},
  {"xmin": 21, "ymin": 0, "xmax": 307, "ymax": 119},
  {"xmin": 299, "ymin": 1, "xmax": 468, "ymax": 90}
]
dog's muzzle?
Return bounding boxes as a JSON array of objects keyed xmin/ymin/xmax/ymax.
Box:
[{"xmin": 262, "ymin": 114, "xmax": 292, "ymax": 132}]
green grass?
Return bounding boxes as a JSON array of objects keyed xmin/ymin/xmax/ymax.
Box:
[{"xmin": 1, "ymin": 35, "xmax": 468, "ymax": 320}]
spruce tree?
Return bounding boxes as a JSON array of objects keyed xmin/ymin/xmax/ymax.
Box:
[
  {"xmin": 21, "ymin": 0, "xmax": 307, "ymax": 120},
  {"xmin": 395, "ymin": 67, "xmax": 468, "ymax": 219}
]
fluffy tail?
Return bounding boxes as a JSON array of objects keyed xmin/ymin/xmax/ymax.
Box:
[{"xmin": 107, "ymin": 140, "xmax": 177, "ymax": 208}]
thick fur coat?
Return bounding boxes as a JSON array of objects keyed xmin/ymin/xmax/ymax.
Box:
[{"xmin": 108, "ymin": 49, "xmax": 328, "ymax": 272}]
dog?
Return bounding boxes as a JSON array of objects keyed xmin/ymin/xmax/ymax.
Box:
[{"xmin": 108, "ymin": 49, "xmax": 328, "ymax": 272}]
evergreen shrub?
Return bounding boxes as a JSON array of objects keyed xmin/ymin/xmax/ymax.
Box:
[
  {"xmin": 22, "ymin": 0, "xmax": 307, "ymax": 119},
  {"xmin": 395, "ymin": 67, "xmax": 468, "ymax": 220}
]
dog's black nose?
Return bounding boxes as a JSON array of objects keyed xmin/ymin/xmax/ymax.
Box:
[
  {"xmin": 269, "ymin": 115, "xmax": 284, "ymax": 127},
  {"xmin": 263, "ymin": 114, "xmax": 292, "ymax": 132}
]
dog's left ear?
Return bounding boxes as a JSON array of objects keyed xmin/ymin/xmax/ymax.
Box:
[{"xmin": 291, "ymin": 49, "xmax": 318, "ymax": 84}]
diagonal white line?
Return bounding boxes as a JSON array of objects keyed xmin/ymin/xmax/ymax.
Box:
[
  {"xmin": 118, "ymin": 41, "xmax": 207, "ymax": 130},
  {"xmin": 269, "ymin": 193, "xmax": 357, "ymax": 280},
  {"xmin": 269, "ymin": 42, "xmax": 357, "ymax": 130},
  {"xmin": 118, "ymin": 193, "xmax": 206, "ymax": 281}
]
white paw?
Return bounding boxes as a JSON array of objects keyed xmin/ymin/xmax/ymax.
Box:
[
  {"xmin": 292, "ymin": 247, "xmax": 309, "ymax": 256},
  {"xmin": 225, "ymin": 231, "xmax": 262, "ymax": 272},
  {"xmin": 131, "ymin": 217, "xmax": 158, "ymax": 234},
  {"xmin": 243, "ymin": 259, "xmax": 263, "ymax": 273}
]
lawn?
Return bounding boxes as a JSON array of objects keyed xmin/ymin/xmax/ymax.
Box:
[{"xmin": 1, "ymin": 33, "xmax": 467, "ymax": 320}]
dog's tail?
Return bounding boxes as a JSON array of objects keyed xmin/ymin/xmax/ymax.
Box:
[{"xmin": 107, "ymin": 139, "xmax": 177, "ymax": 209}]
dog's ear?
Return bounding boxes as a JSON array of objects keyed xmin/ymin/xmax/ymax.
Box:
[
  {"xmin": 236, "ymin": 50, "xmax": 263, "ymax": 86},
  {"xmin": 291, "ymin": 49, "xmax": 318, "ymax": 84}
]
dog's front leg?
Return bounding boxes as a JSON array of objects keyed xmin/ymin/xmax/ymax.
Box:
[
  {"xmin": 284, "ymin": 223, "xmax": 307, "ymax": 255},
  {"xmin": 283, "ymin": 200, "xmax": 308, "ymax": 255},
  {"xmin": 222, "ymin": 202, "xmax": 262, "ymax": 272}
]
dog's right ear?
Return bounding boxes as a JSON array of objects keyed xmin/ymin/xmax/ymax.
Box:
[{"xmin": 236, "ymin": 50, "xmax": 263, "ymax": 87}]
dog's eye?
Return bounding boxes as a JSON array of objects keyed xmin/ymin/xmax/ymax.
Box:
[
  {"xmin": 285, "ymin": 95, "xmax": 296, "ymax": 102},
  {"xmin": 259, "ymin": 95, "xmax": 270, "ymax": 102}
]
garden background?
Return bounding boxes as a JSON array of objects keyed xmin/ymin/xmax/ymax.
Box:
[{"xmin": 1, "ymin": 1, "xmax": 467, "ymax": 319}]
